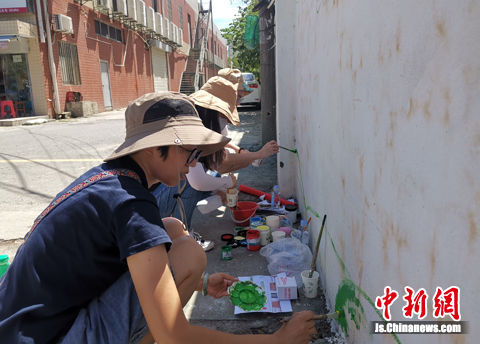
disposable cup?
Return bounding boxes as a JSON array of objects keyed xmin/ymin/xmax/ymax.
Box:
[
  {"xmin": 266, "ymin": 215, "xmax": 280, "ymax": 229},
  {"xmin": 271, "ymin": 230, "xmax": 286, "ymax": 242},
  {"xmin": 301, "ymin": 270, "xmax": 319, "ymax": 298},
  {"xmin": 226, "ymin": 188, "xmax": 238, "ymax": 207}
]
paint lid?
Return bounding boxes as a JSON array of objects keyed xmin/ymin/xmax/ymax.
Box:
[
  {"xmin": 221, "ymin": 233, "xmax": 234, "ymax": 242},
  {"xmin": 256, "ymin": 225, "xmax": 270, "ymax": 231},
  {"xmin": 234, "ymin": 236, "xmax": 245, "ymax": 241}
]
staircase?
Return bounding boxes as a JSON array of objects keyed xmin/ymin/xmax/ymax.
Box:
[{"xmin": 179, "ymin": 0, "xmax": 211, "ymax": 95}]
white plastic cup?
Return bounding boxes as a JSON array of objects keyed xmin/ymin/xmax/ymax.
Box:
[
  {"xmin": 266, "ymin": 215, "xmax": 280, "ymax": 230},
  {"xmin": 301, "ymin": 270, "xmax": 319, "ymax": 298},
  {"xmin": 252, "ymin": 159, "xmax": 263, "ymax": 167},
  {"xmin": 271, "ymin": 230, "xmax": 286, "ymax": 242},
  {"xmin": 226, "ymin": 188, "xmax": 238, "ymax": 208}
]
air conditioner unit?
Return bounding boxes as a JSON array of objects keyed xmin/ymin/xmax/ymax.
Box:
[
  {"xmin": 155, "ymin": 12, "xmax": 165, "ymax": 37},
  {"xmin": 171, "ymin": 25, "xmax": 177, "ymax": 44},
  {"xmin": 54, "ymin": 14, "xmax": 74, "ymax": 34},
  {"xmin": 163, "ymin": 17, "xmax": 170, "ymax": 41},
  {"xmin": 126, "ymin": 0, "xmax": 137, "ymax": 22},
  {"xmin": 112, "ymin": 0, "xmax": 128, "ymax": 16},
  {"xmin": 145, "ymin": 6, "xmax": 155, "ymax": 32},
  {"xmin": 177, "ymin": 28, "xmax": 183, "ymax": 46},
  {"xmin": 96, "ymin": 0, "xmax": 112, "ymax": 10},
  {"xmin": 168, "ymin": 21, "xmax": 175, "ymax": 42},
  {"xmin": 136, "ymin": 0, "xmax": 146, "ymax": 27}
]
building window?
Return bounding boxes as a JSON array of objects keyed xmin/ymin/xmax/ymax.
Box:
[
  {"xmin": 178, "ymin": 5, "xmax": 183, "ymax": 29},
  {"xmin": 94, "ymin": 20, "xmax": 123, "ymax": 43},
  {"xmin": 167, "ymin": 0, "xmax": 172, "ymax": 20},
  {"xmin": 58, "ymin": 41, "xmax": 81, "ymax": 85},
  {"xmin": 153, "ymin": 0, "xmax": 158, "ymax": 12}
]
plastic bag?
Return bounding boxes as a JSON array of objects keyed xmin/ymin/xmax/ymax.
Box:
[{"xmin": 260, "ymin": 238, "xmax": 312, "ymax": 287}]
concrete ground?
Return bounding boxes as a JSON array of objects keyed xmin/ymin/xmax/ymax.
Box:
[{"xmin": 185, "ymin": 108, "xmax": 344, "ymax": 343}]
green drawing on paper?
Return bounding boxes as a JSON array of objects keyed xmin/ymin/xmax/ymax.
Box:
[{"xmin": 229, "ymin": 281, "xmax": 266, "ymax": 311}]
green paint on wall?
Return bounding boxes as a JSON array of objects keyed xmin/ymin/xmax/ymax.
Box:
[
  {"xmin": 290, "ymin": 147, "xmax": 402, "ymax": 342},
  {"xmin": 335, "ymin": 279, "xmax": 365, "ymax": 336}
]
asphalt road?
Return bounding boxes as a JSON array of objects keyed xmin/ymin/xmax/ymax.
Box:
[{"xmin": 0, "ymin": 111, "xmax": 126, "ymax": 249}]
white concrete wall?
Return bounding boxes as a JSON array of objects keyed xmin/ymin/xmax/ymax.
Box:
[{"xmin": 276, "ymin": 1, "xmax": 479, "ymax": 343}]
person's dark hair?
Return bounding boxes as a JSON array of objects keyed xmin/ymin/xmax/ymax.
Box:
[
  {"xmin": 157, "ymin": 146, "xmax": 169, "ymax": 160},
  {"xmin": 195, "ymin": 105, "xmax": 225, "ymax": 170}
]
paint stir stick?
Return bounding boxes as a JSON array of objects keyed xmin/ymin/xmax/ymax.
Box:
[
  {"xmin": 281, "ymin": 310, "xmax": 339, "ymax": 323},
  {"xmin": 309, "ymin": 214, "xmax": 327, "ymax": 278}
]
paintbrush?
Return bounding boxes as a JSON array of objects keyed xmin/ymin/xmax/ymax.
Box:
[
  {"xmin": 309, "ymin": 214, "xmax": 327, "ymax": 278},
  {"xmin": 281, "ymin": 310, "xmax": 340, "ymax": 323},
  {"xmin": 279, "ymin": 145, "xmax": 298, "ymax": 154}
]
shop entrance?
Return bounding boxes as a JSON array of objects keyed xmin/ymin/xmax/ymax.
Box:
[{"xmin": 0, "ymin": 53, "xmax": 33, "ymax": 118}]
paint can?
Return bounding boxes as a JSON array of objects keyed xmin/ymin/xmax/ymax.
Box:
[
  {"xmin": 250, "ymin": 216, "xmax": 264, "ymax": 228},
  {"xmin": 256, "ymin": 225, "xmax": 271, "ymax": 246},
  {"xmin": 221, "ymin": 245, "xmax": 233, "ymax": 260},
  {"xmin": 285, "ymin": 204, "xmax": 298, "ymax": 224},
  {"xmin": 246, "ymin": 230, "xmax": 261, "ymax": 251}
]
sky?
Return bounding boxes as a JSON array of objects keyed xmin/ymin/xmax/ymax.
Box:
[{"xmin": 211, "ymin": 0, "xmax": 245, "ymax": 30}]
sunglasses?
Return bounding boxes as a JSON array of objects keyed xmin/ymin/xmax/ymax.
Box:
[{"xmin": 181, "ymin": 147, "xmax": 202, "ymax": 165}]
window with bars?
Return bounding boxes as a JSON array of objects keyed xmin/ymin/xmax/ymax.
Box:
[
  {"xmin": 167, "ymin": 0, "xmax": 172, "ymax": 20},
  {"xmin": 178, "ymin": 5, "xmax": 183, "ymax": 29},
  {"xmin": 58, "ymin": 41, "xmax": 81, "ymax": 85},
  {"xmin": 94, "ymin": 20, "xmax": 123, "ymax": 42}
]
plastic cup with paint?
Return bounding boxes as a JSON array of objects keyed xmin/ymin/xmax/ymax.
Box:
[
  {"xmin": 256, "ymin": 225, "xmax": 271, "ymax": 246},
  {"xmin": 252, "ymin": 159, "xmax": 263, "ymax": 167},
  {"xmin": 277, "ymin": 226, "xmax": 292, "ymax": 237},
  {"xmin": 271, "ymin": 230, "xmax": 286, "ymax": 242},
  {"xmin": 266, "ymin": 215, "xmax": 280, "ymax": 230},
  {"xmin": 226, "ymin": 188, "xmax": 238, "ymax": 208},
  {"xmin": 301, "ymin": 270, "xmax": 319, "ymax": 298}
]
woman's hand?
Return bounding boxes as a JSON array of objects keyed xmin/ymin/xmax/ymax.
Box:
[
  {"xmin": 206, "ymin": 273, "xmax": 239, "ymax": 298},
  {"xmin": 273, "ymin": 311, "xmax": 317, "ymax": 344},
  {"xmin": 258, "ymin": 140, "xmax": 280, "ymax": 159}
]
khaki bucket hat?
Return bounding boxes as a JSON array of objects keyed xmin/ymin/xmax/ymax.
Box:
[
  {"xmin": 105, "ymin": 92, "xmax": 230, "ymax": 161},
  {"xmin": 218, "ymin": 68, "xmax": 253, "ymax": 98},
  {"xmin": 189, "ymin": 76, "xmax": 240, "ymax": 126}
]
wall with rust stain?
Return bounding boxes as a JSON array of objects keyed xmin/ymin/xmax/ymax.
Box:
[{"xmin": 276, "ymin": 1, "xmax": 479, "ymax": 343}]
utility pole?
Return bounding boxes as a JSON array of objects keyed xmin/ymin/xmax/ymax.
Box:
[{"xmin": 256, "ymin": 1, "xmax": 276, "ymax": 144}]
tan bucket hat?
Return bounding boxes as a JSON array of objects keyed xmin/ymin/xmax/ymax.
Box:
[
  {"xmin": 105, "ymin": 92, "xmax": 230, "ymax": 161},
  {"xmin": 189, "ymin": 76, "xmax": 240, "ymax": 126},
  {"xmin": 218, "ymin": 68, "xmax": 253, "ymax": 98}
]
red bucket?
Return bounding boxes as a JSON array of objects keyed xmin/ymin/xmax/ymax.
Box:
[{"xmin": 232, "ymin": 201, "xmax": 258, "ymax": 227}]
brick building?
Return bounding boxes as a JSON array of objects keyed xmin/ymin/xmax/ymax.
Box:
[{"xmin": 0, "ymin": 0, "xmax": 227, "ymax": 118}]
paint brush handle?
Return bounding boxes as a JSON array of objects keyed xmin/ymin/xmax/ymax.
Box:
[{"xmin": 309, "ymin": 214, "xmax": 327, "ymax": 278}]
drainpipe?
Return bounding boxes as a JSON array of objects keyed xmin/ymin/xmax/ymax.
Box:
[
  {"xmin": 42, "ymin": 0, "xmax": 61, "ymax": 116},
  {"xmin": 35, "ymin": 0, "xmax": 45, "ymax": 43}
]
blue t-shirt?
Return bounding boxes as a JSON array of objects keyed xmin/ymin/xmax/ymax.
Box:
[{"xmin": 0, "ymin": 157, "xmax": 172, "ymax": 343}]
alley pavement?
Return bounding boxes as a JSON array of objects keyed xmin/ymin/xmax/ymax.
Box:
[{"xmin": 0, "ymin": 108, "xmax": 344, "ymax": 343}]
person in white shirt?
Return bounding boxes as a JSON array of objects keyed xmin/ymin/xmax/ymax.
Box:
[{"xmin": 151, "ymin": 74, "xmax": 278, "ymax": 251}]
